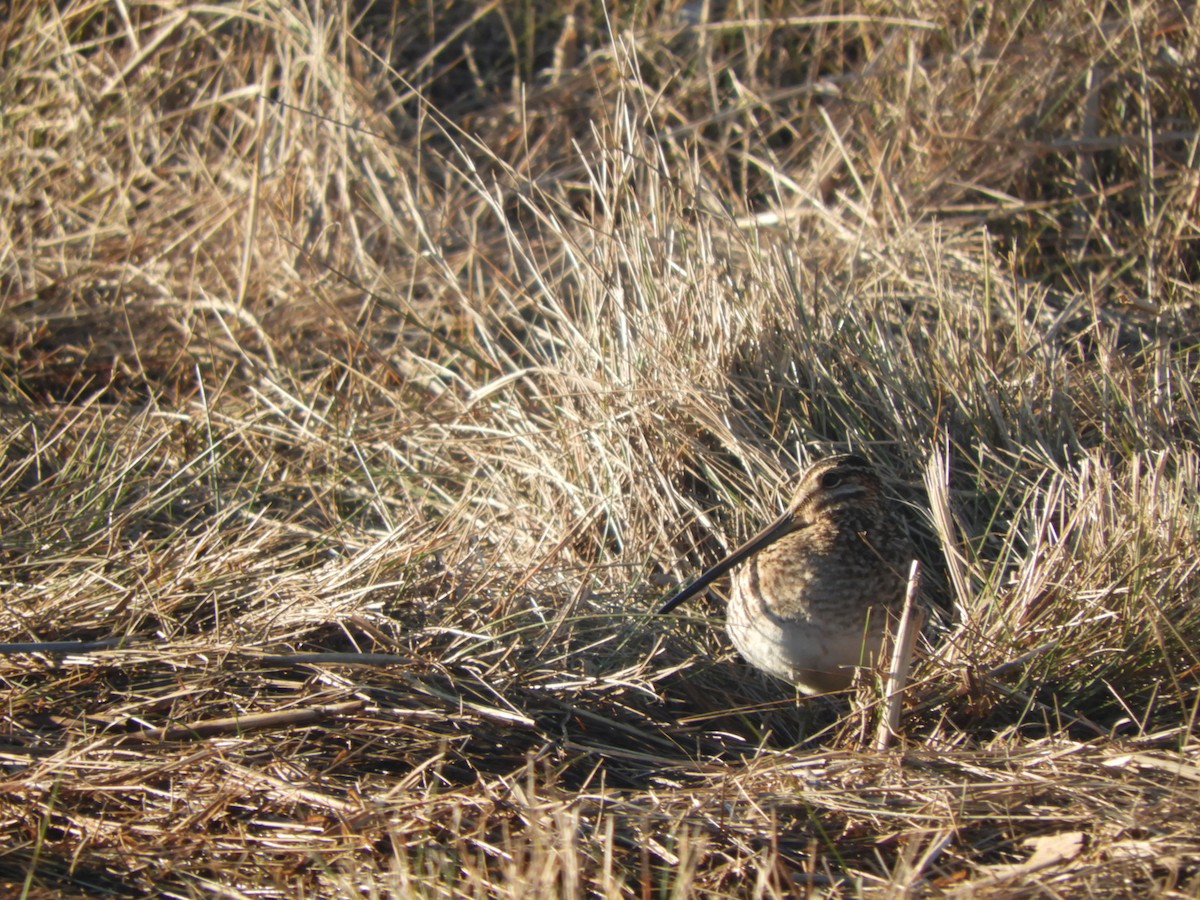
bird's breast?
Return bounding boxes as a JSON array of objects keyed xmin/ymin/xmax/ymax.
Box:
[{"xmin": 723, "ymin": 526, "xmax": 909, "ymax": 692}]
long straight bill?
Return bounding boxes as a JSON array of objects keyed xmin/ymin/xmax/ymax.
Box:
[{"xmin": 656, "ymin": 510, "xmax": 798, "ymax": 614}]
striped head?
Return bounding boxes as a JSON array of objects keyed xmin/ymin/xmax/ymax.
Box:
[
  {"xmin": 784, "ymin": 454, "xmax": 884, "ymax": 529},
  {"xmin": 656, "ymin": 453, "xmax": 888, "ymax": 615}
]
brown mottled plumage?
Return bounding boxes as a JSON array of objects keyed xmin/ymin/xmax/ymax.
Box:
[{"xmin": 658, "ymin": 454, "xmax": 914, "ymax": 694}]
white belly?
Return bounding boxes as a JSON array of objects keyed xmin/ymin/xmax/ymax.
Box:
[{"xmin": 726, "ymin": 587, "xmax": 888, "ymax": 694}]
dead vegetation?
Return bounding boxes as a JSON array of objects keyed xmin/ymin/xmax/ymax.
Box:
[{"xmin": 1, "ymin": 0, "xmax": 1199, "ymax": 896}]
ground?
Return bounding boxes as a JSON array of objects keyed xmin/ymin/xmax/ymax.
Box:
[{"xmin": 1, "ymin": 1, "xmax": 1199, "ymax": 897}]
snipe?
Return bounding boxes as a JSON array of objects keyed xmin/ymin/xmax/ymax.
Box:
[{"xmin": 658, "ymin": 454, "xmax": 914, "ymax": 694}]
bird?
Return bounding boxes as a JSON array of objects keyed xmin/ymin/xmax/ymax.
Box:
[{"xmin": 658, "ymin": 454, "xmax": 914, "ymax": 694}]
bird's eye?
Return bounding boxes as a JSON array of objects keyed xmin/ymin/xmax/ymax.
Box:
[{"xmin": 820, "ymin": 472, "xmax": 843, "ymax": 489}]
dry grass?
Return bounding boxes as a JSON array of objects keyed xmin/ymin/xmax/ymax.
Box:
[{"xmin": 2, "ymin": 0, "xmax": 1199, "ymax": 896}]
